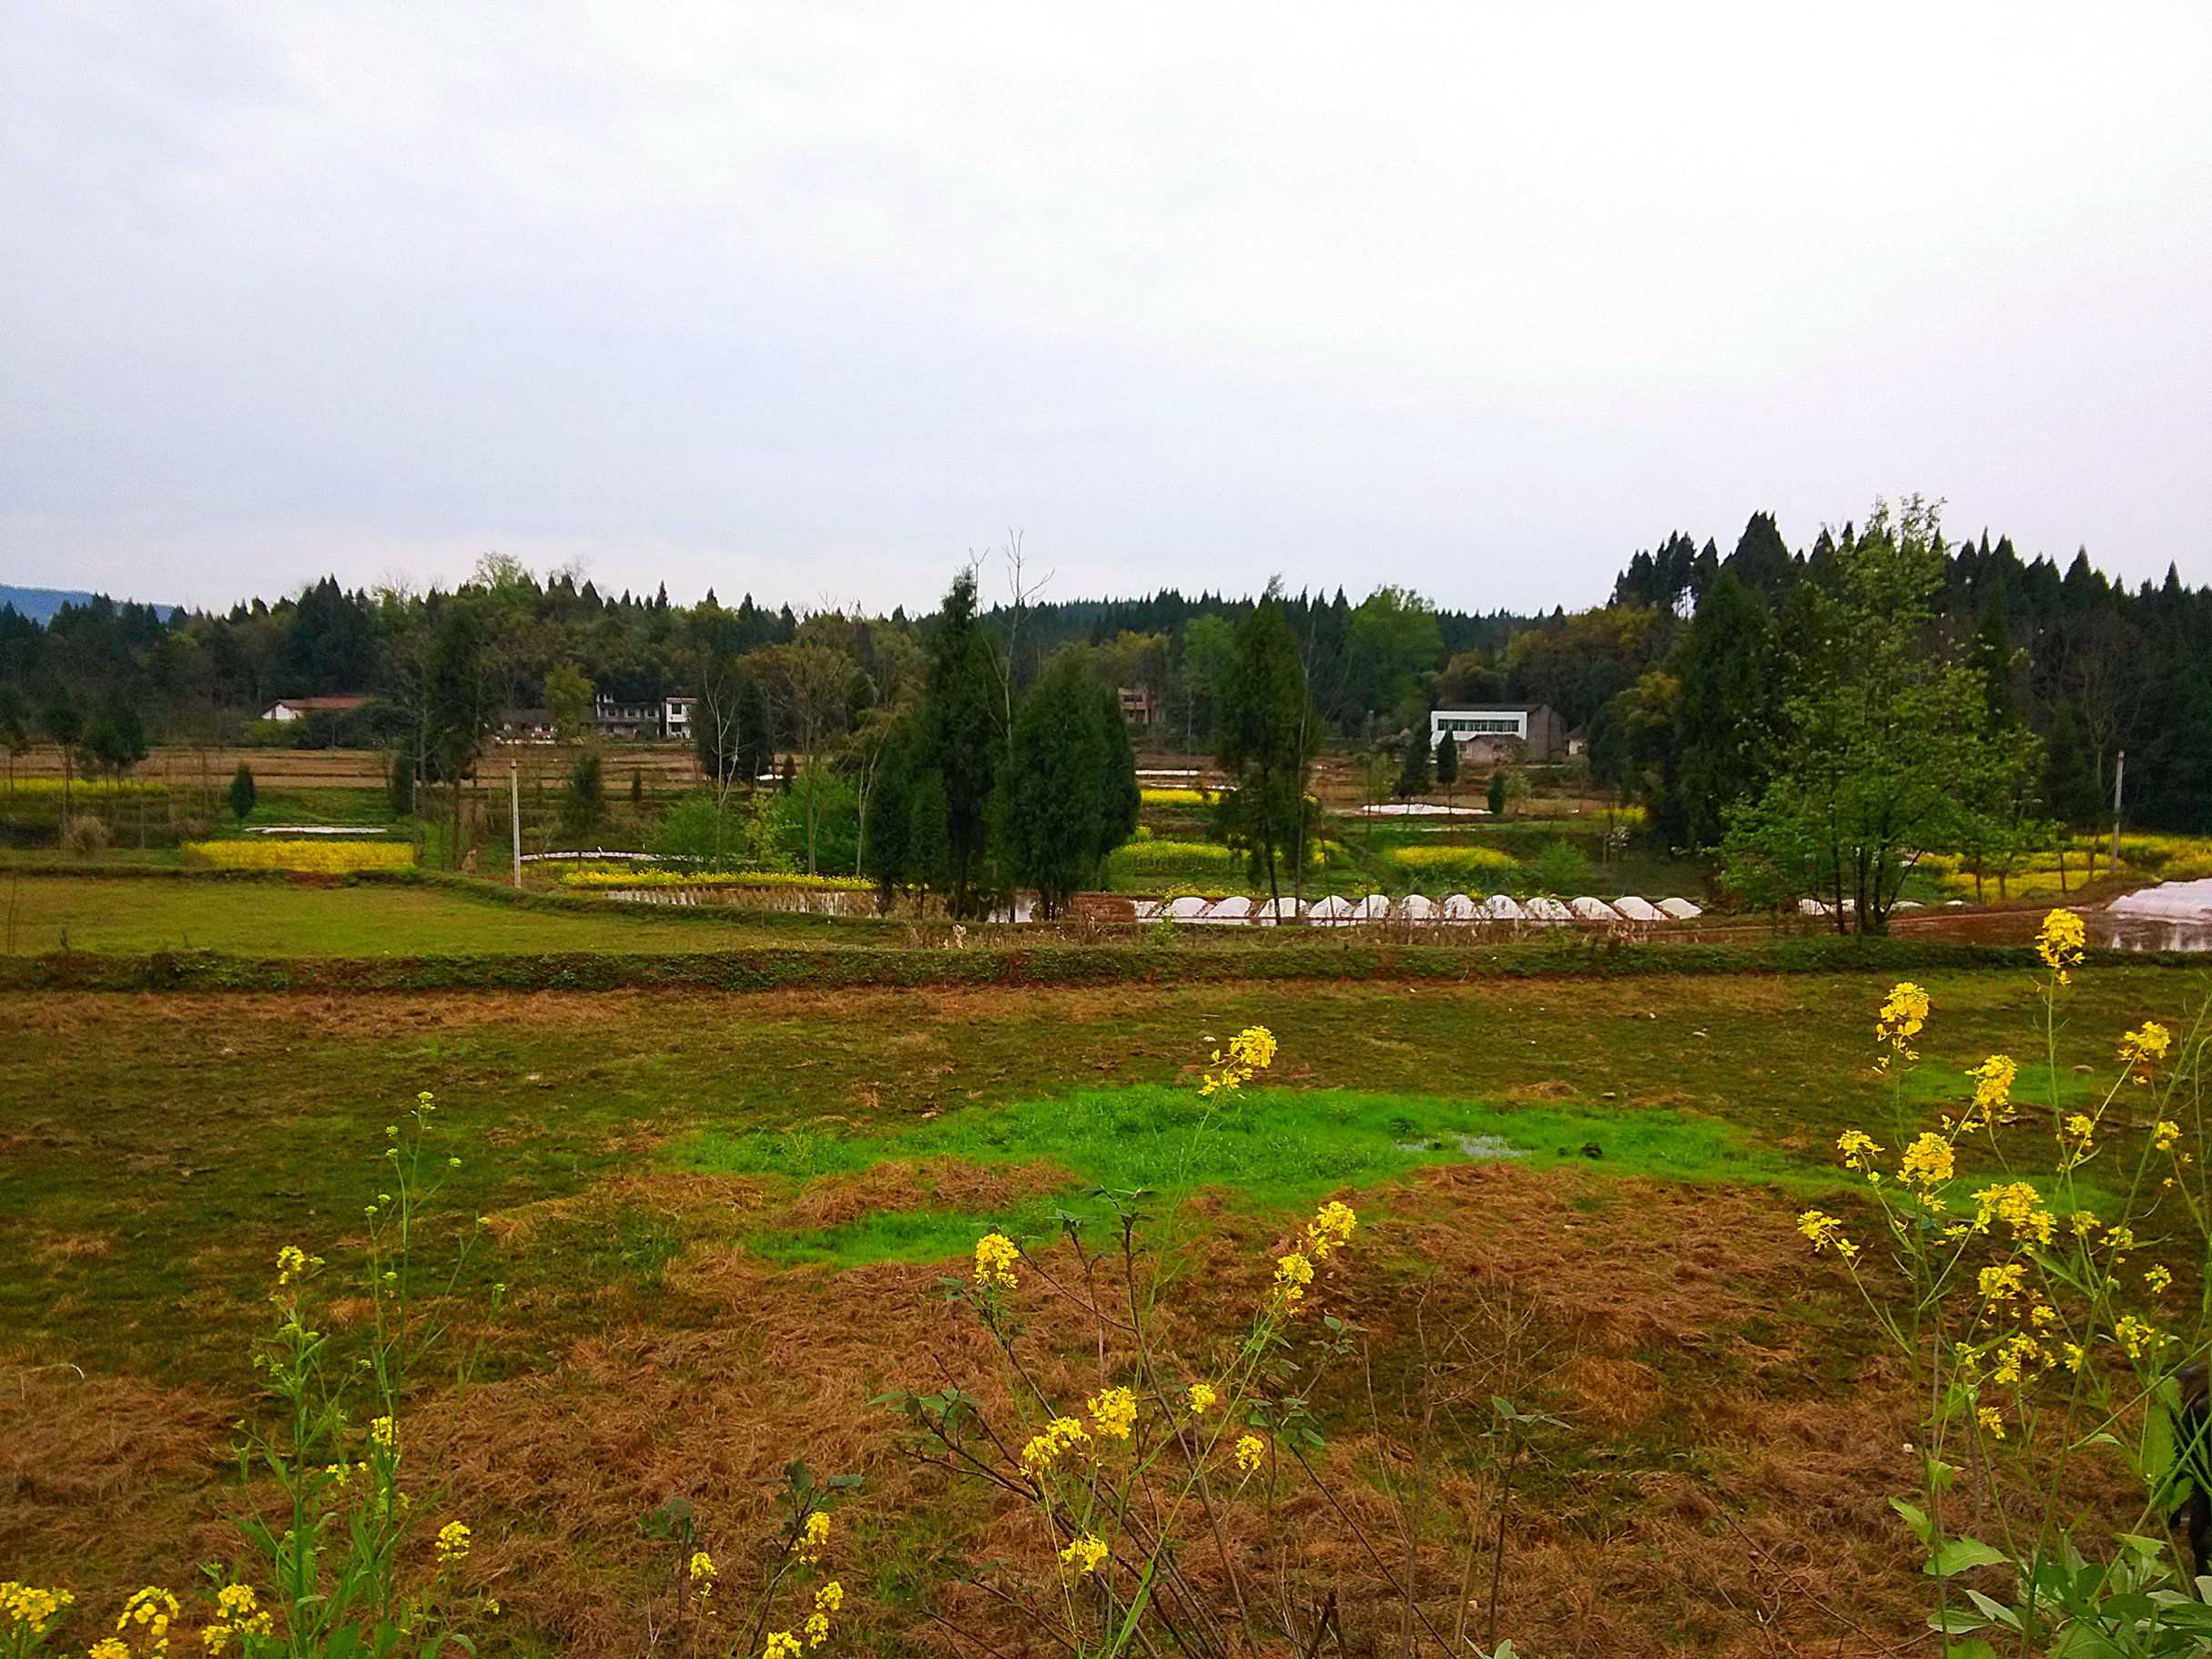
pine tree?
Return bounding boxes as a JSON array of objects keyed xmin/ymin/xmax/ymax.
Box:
[
  {"xmin": 1000, "ymin": 653, "xmax": 1139, "ymax": 917},
  {"xmin": 1487, "ymin": 768, "xmax": 1509, "ymax": 819},
  {"xmin": 228, "ymin": 762, "xmax": 257, "ymax": 822},
  {"xmin": 1669, "ymin": 571, "xmax": 1779, "ymax": 848},
  {"xmin": 1394, "ymin": 729, "xmax": 1432, "ymax": 799},
  {"xmin": 1434, "ymin": 730, "xmax": 1459, "ymax": 792},
  {"xmin": 1215, "ymin": 596, "xmax": 1313, "ymax": 910}
]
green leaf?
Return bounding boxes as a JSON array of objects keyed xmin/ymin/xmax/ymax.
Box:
[
  {"xmin": 1926, "ymin": 1537, "xmax": 2009, "ymax": 1577},
  {"xmin": 1962, "ymin": 1589, "xmax": 2023, "ymax": 1630},
  {"xmin": 1943, "ymin": 1640, "xmax": 1998, "ymax": 1659},
  {"xmin": 1891, "ymin": 1498, "xmax": 1934, "ymax": 1547}
]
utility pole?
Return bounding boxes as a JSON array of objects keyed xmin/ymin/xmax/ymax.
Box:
[
  {"xmin": 510, "ymin": 758, "xmax": 523, "ymax": 889},
  {"xmin": 2110, "ymin": 748, "xmax": 2125, "ymax": 881}
]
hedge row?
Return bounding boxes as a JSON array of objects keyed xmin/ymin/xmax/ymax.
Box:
[{"xmin": 0, "ymin": 937, "xmax": 2187, "ymax": 994}]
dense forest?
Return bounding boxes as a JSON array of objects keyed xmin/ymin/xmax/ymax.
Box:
[{"xmin": 3, "ymin": 505, "xmax": 2208, "ymax": 846}]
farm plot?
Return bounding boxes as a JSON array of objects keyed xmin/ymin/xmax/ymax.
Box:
[{"xmin": 1, "ymin": 968, "xmax": 2197, "ymax": 1656}]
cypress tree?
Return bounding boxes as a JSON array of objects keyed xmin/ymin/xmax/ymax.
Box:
[
  {"xmin": 1001, "ymin": 654, "xmax": 1139, "ymax": 917},
  {"xmin": 1394, "ymin": 728, "xmax": 1432, "ymax": 798},
  {"xmin": 1434, "ymin": 729, "xmax": 1459, "ymax": 790},
  {"xmin": 228, "ymin": 762, "xmax": 257, "ymax": 822},
  {"xmin": 1215, "ymin": 596, "xmax": 1313, "ymax": 911}
]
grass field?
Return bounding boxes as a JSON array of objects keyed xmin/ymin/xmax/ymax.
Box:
[
  {"xmin": 0, "ymin": 873, "xmax": 834, "ymax": 954},
  {"xmin": 6, "ymin": 956, "xmax": 2207, "ymax": 1656}
]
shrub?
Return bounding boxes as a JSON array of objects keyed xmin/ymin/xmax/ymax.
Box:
[
  {"xmin": 1525, "ymin": 840, "xmax": 1591, "ymax": 895},
  {"xmin": 186, "ymin": 839, "xmax": 415, "ymax": 873},
  {"xmin": 555, "ymin": 868, "xmax": 873, "ymax": 892},
  {"xmin": 1384, "ymin": 844, "xmax": 1522, "ymax": 889},
  {"xmin": 1104, "ymin": 839, "xmax": 1238, "ymax": 889},
  {"xmin": 60, "ymin": 815, "xmax": 112, "ymax": 856}
]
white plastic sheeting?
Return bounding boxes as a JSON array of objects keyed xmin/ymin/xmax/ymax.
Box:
[
  {"xmin": 1612, "ymin": 895, "xmax": 1663, "ymax": 921},
  {"xmin": 1656, "ymin": 897, "xmax": 1701, "ymax": 920},
  {"xmin": 1568, "ymin": 896, "xmax": 1619, "ymax": 921},
  {"xmin": 2110, "ymin": 880, "xmax": 2212, "ymax": 920}
]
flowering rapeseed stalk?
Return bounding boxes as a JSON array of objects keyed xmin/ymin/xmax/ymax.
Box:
[
  {"xmin": 2034, "ymin": 908, "xmax": 2086, "ymax": 982},
  {"xmin": 972, "ymin": 1232, "xmax": 1020, "ymax": 1290},
  {"xmin": 1234, "ymin": 1434, "xmax": 1266, "ymax": 1474},
  {"xmin": 1801, "ymin": 921, "xmax": 2212, "ymax": 1648},
  {"xmin": 794, "ymin": 1511, "xmax": 831, "ymax": 1566},
  {"xmin": 1019, "ymin": 1417, "xmax": 1091, "ymax": 1479},
  {"xmin": 1186, "ymin": 1381, "xmax": 1218, "ymax": 1415},
  {"xmin": 1199, "ymin": 1024, "xmax": 1278, "ymax": 1097},
  {"xmin": 1058, "ymin": 1535, "xmax": 1110, "ymax": 1578},
  {"xmin": 1875, "ymin": 981, "xmax": 1929, "ymax": 1065},
  {"xmin": 1087, "ymin": 1386, "xmax": 1137, "ymax": 1441},
  {"xmin": 2, "ymin": 1583, "xmax": 75, "ymax": 1658}
]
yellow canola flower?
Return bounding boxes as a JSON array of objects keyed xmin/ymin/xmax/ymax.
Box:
[
  {"xmin": 1201, "ymin": 1025, "xmax": 1278, "ymax": 1097},
  {"xmin": 369, "ymin": 1416, "xmax": 397, "ymax": 1451},
  {"xmin": 2115, "ymin": 1314, "xmax": 2161, "ymax": 1360},
  {"xmin": 2069, "ymin": 1209, "xmax": 2101, "ymax": 1237},
  {"xmin": 188, "ymin": 839, "xmax": 415, "ymax": 874},
  {"xmin": 1088, "ymin": 1386, "xmax": 1138, "ymax": 1441},
  {"xmin": 972, "ymin": 1232, "xmax": 1020, "ymax": 1291},
  {"xmin": 1, "ymin": 1583, "xmax": 75, "ymax": 1634},
  {"xmin": 796, "ymin": 1510, "xmax": 831, "ymax": 1564},
  {"xmin": 1273, "ymin": 1250, "xmax": 1315, "ymax": 1309},
  {"xmin": 116, "ymin": 1587, "xmax": 180, "ymax": 1657},
  {"xmin": 435, "ymin": 1521, "xmax": 472, "ymax": 1564},
  {"xmin": 764, "ymin": 1632, "xmax": 802, "ymax": 1659},
  {"xmin": 2035, "ymin": 909, "xmax": 2086, "ymax": 982},
  {"xmin": 1973, "ymin": 1182, "xmax": 2055, "ymax": 1245},
  {"xmin": 1020, "ymin": 1417, "xmax": 1091, "ymax": 1479},
  {"xmin": 1796, "ymin": 1210, "xmax": 1859, "ymax": 1261},
  {"xmin": 1187, "ymin": 1381, "xmax": 1219, "ymax": 1415},
  {"xmin": 1898, "ymin": 1133, "xmax": 1954, "ymax": 1189},
  {"xmin": 688, "ymin": 1552, "xmax": 716, "ymax": 1585},
  {"xmin": 1836, "ymin": 1129, "xmax": 1884, "ymax": 1172},
  {"xmin": 1976, "ymin": 1404, "xmax": 2006, "ymax": 1440},
  {"xmin": 1305, "ymin": 1200, "xmax": 1357, "ymax": 1260},
  {"xmin": 1964, "ymin": 1055, "xmax": 2016, "ymax": 1126},
  {"xmin": 1876, "ymin": 982, "xmax": 1930, "ymax": 1059},
  {"xmin": 200, "ymin": 1584, "xmax": 272, "ymax": 1654},
  {"xmin": 2155, "ymin": 1121, "xmax": 2184, "ymax": 1153},
  {"xmin": 90, "ymin": 1642, "xmax": 132, "ymax": 1659},
  {"xmin": 1234, "ymin": 1434, "xmax": 1266, "ymax": 1474},
  {"xmin": 1979, "ymin": 1263, "xmax": 2025, "ymax": 1307},
  {"xmin": 2119, "ymin": 1022, "xmax": 2173, "ymax": 1084},
  {"xmin": 1059, "ymin": 1533, "xmax": 1111, "ymax": 1577},
  {"xmin": 2146, "ymin": 1265, "xmax": 2174, "ymax": 1294},
  {"xmin": 802, "ymin": 1612, "xmax": 829, "ymax": 1649},
  {"xmin": 2064, "ymin": 1342, "xmax": 2086, "ymax": 1372},
  {"xmin": 815, "ymin": 1583, "xmax": 843, "ymax": 1615}
]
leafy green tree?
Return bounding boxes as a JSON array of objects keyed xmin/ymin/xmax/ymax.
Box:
[
  {"xmin": 1722, "ymin": 498, "xmax": 2036, "ymax": 934},
  {"xmin": 228, "ymin": 762, "xmax": 257, "ymax": 822},
  {"xmin": 999, "ymin": 652, "xmax": 1140, "ymax": 917},
  {"xmin": 82, "ymin": 694, "xmax": 147, "ymax": 776},
  {"xmin": 919, "ymin": 571, "xmax": 1005, "ymax": 918},
  {"xmin": 1346, "ymin": 587, "xmax": 1444, "ymax": 723},
  {"xmin": 387, "ymin": 738, "xmax": 416, "ymax": 818},
  {"xmin": 543, "ymin": 662, "xmax": 594, "ymax": 745},
  {"xmin": 1178, "ymin": 613, "xmax": 1237, "ymax": 745},
  {"xmin": 1215, "ymin": 595, "xmax": 1314, "ymax": 911},
  {"xmin": 1665, "ymin": 571, "xmax": 1779, "ymax": 848},
  {"xmin": 1394, "ymin": 728, "xmax": 1431, "ymax": 799},
  {"xmin": 41, "ymin": 684, "xmax": 81, "ymax": 818},
  {"xmin": 566, "ymin": 748, "xmax": 605, "ymax": 833},
  {"xmin": 0, "ymin": 684, "xmax": 28, "ymax": 790},
  {"xmin": 1487, "ymin": 768, "xmax": 1509, "ymax": 819},
  {"xmin": 424, "ymin": 604, "xmax": 494, "ymax": 868}
]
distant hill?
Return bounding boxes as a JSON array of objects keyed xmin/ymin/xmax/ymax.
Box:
[{"xmin": 0, "ymin": 585, "xmax": 178, "ymax": 624}]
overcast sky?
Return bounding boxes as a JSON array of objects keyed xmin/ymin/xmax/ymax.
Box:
[{"xmin": 3, "ymin": 3, "xmax": 2207, "ymax": 616}]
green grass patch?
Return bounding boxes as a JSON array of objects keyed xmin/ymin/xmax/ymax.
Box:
[{"xmin": 678, "ymin": 1084, "xmax": 1831, "ymax": 1267}]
